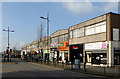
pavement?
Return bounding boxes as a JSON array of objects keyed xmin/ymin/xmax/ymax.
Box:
[{"xmin": 2, "ymin": 61, "xmax": 117, "ymax": 79}]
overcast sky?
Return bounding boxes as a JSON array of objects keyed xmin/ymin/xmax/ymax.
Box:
[{"xmin": 1, "ymin": 1, "xmax": 119, "ymax": 52}]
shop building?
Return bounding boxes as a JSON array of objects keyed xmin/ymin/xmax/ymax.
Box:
[
  {"xmin": 21, "ymin": 12, "xmax": 120, "ymax": 67},
  {"xmin": 69, "ymin": 12, "xmax": 120, "ymax": 67},
  {"xmin": 39, "ymin": 37, "xmax": 50, "ymax": 61},
  {"xmin": 50, "ymin": 29, "xmax": 69, "ymax": 62},
  {"xmin": 69, "ymin": 44, "xmax": 83, "ymax": 62}
]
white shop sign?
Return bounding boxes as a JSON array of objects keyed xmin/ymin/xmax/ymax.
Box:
[
  {"xmin": 51, "ymin": 43, "xmax": 58, "ymax": 47},
  {"xmin": 85, "ymin": 42, "xmax": 107, "ymax": 50}
]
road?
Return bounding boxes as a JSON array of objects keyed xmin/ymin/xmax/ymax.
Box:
[{"xmin": 2, "ymin": 62, "xmax": 116, "ymax": 79}]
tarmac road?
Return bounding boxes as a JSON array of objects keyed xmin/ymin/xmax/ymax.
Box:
[{"xmin": 2, "ymin": 62, "xmax": 117, "ymax": 79}]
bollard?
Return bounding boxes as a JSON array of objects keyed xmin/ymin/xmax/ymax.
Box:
[
  {"xmin": 83, "ymin": 62, "xmax": 86, "ymax": 72},
  {"xmin": 71, "ymin": 62, "xmax": 73, "ymax": 70},
  {"xmin": 104, "ymin": 67, "xmax": 106, "ymax": 74},
  {"xmin": 62, "ymin": 62, "xmax": 64, "ymax": 68},
  {"xmin": 55, "ymin": 61, "xmax": 56, "ymax": 66},
  {"xmin": 41, "ymin": 60, "xmax": 42, "ymax": 64}
]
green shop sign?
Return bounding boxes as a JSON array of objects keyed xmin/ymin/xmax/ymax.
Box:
[
  {"xmin": 59, "ymin": 43, "xmax": 64, "ymax": 47},
  {"xmin": 44, "ymin": 49, "xmax": 50, "ymax": 53}
]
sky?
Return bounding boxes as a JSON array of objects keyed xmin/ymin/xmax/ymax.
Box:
[{"xmin": 1, "ymin": 1, "xmax": 119, "ymax": 52}]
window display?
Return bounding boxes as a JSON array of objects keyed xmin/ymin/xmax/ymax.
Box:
[
  {"xmin": 91, "ymin": 53, "xmax": 107, "ymax": 64},
  {"xmin": 87, "ymin": 53, "xmax": 91, "ymax": 63},
  {"xmin": 114, "ymin": 53, "xmax": 120, "ymax": 65}
]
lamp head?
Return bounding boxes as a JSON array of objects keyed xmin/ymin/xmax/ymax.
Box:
[
  {"xmin": 11, "ymin": 30, "xmax": 14, "ymax": 32},
  {"xmin": 40, "ymin": 17, "xmax": 45, "ymax": 19},
  {"xmin": 3, "ymin": 29, "xmax": 6, "ymax": 31}
]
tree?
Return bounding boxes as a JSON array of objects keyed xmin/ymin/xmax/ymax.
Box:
[{"xmin": 36, "ymin": 23, "xmax": 44, "ymax": 56}]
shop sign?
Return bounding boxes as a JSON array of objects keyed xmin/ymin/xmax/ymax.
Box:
[
  {"xmin": 59, "ymin": 42, "xmax": 64, "ymax": 47},
  {"xmin": 58, "ymin": 41, "xmax": 68, "ymax": 51},
  {"xmin": 85, "ymin": 42, "xmax": 107, "ymax": 50},
  {"xmin": 51, "ymin": 43, "xmax": 58, "ymax": 48},
  {"xmin": 44, "ymin": 49, "xmax": 50, "ymax": 53},
  {"xmin": 72, "ymin": 46, "xmax": 78, "ymax": 50}
]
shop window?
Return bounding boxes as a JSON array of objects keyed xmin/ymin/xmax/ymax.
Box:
[
  {"xmin": 92, "ymin": 53, "xmax": 107, "ymax": 64},
  {"xmin": 114, "ymin": 50, "xmax": 120, "ymax": 65},
  {"xmin": 87, "ymin": 53, "xmax": 91, "ymax": 63}
]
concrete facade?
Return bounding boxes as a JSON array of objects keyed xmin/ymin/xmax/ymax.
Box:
[
  {"xmin": 21, "ymin": 12, "xmax": 120, "ymax": 67},
  {"xmin": 50, "ymin": 29, "xmax": 68, "ymax": 62},
  {"xmin": 69, "ymin": 12, "xmax": 120, "ymax": 67}
]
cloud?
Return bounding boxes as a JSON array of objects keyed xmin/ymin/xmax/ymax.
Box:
[
  {"xmin": 103, "ymin": 2, "xmax": 118, "ymax": 12},
  {"xmin": 62, "ymin": 2, "xmax": 119, "ymax": 15},
  {"xmin": 16, "ymin": 41, "xmax": 25, "ymax": 50},
  {"xmin": 62, "ymin": 2, "xmax": 96, "ymax": 15},
  {"xmin": 2, "ymin": 0, "xmax": 120, "ymax": 2}
]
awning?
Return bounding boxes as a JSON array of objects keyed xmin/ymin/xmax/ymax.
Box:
[
  {"xmin": 86, "ymin": 50, "xmax": 107, "ymax": 53},
  {"xmin": 114, "ymin": 48, "xmax": 120, "ymax": 53},
  {"xmin": 92, "ymin": 50, "xmax": 107, "ymax": 53}
]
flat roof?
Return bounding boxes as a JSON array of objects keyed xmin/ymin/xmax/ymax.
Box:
[{"xmin": 69, "ymin": 12, "xmax": 120, "ymax": 29}]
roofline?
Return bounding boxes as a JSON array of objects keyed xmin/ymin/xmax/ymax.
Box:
[
  {"xmin": 69, "ymin": 12, "xmax": 119, "ymax": 29},
  {"xmin": 50, "ymin": 29, "xmax": 68, "ymax": 36}
]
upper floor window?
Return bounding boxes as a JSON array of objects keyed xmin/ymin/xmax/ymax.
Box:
[
  {"xmin": 59, "ymin": 34, "xmax": 68, "ymax": 42},
  {"xmin": 70, "ymin": 31, "xmax": 73, "ymax": 38},
  {"xmin": 70, "ymin": 27, "xmax": 84, "ymax": 39},
  {"xmin": 51, "ymin": 37, "xmax": 58, "ymax": 43},
  {"xmin": 113, "ymin": 28, "xmax": 119, "ymax": 41},
  {"xmin": 78, "ymin": 27, "xmax": 84, "ymax": 37},
  {"xmin": 86, "ymin": 21, "xmax": 106, "ymax": 36}
]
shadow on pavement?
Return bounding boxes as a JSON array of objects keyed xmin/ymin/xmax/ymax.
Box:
[{"xmin": 2, "ymin": 70, "xmax": 114, "ymax": 79}]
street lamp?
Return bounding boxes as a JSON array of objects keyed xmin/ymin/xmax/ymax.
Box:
[
  {"xmin": 40, "ymin": 13, "xmax": 50, "ymax": 64},
  {"xmin": 3, "ymin": 27, "xmax": 14, "ymax": 62}
]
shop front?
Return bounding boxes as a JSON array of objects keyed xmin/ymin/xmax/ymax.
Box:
[
  {"xmin": 50, "ymin": 42, "xmax": 59, "ymax": 61},
  {"xmin": 43, "ymin": 49, "xmax": 50, "ymax": 61},
  {"xmin": 58, "ymin": 41, "xmax": 68, "ymax": 62},
  {"xmin": 114, "ymin": 48, "xmax": 120, "ymax": 65},
  {"xmin": 85, "ymin": 42, "xmax": 107, "ymax": 66},
  {"xmin": 50, "ymin": 48, "xmax": 58, "ymax": 61},
  {"xmin": 69, "ymin": 44, "xmax": 83, "ymax": 62}
]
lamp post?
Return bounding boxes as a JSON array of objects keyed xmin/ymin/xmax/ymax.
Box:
[
  {"xmin": 40, "ymin": 13, "xmax": 50, "ymax": 63},
  {"xmin": 3, "ymin": 27, "xmax": 14, "ymax": 62}
]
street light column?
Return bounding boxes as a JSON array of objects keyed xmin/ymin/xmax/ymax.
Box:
[
  {"xmin": 47, "ymin": 13, "xmax": 49, "ymax": 62},
  {"xmin": 3, "ymin": 26, "xmax": 14, "ymax": 62},
  {"xmin": 8, "ymin": 27, "xmax": 10, "ymax": 62},
  {"xmin": 40, "ymin": 13, "xmax": 50, "ymax": 63}
]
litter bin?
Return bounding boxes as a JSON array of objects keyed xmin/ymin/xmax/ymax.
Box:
[{"xmin": 75, "ymin": 59, "xmax": 80, "ymax": 69}]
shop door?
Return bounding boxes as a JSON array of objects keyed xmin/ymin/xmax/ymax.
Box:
[
  {"xmin": 70, "ymin": 44, "xmax": 83, "ymax": 62},
  {"xmin": 114, "ymin": 53, "xmax": 120, "ymax": 65}
]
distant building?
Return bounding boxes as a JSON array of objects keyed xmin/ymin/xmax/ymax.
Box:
[{"xmin": 50, "ymin": 29, "xmax": 68, "ymax": 62}]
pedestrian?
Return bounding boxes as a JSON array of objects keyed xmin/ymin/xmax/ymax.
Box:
[{"xmin": 56, "ymin": 57, "xmax": 57, "ymax": 61}]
